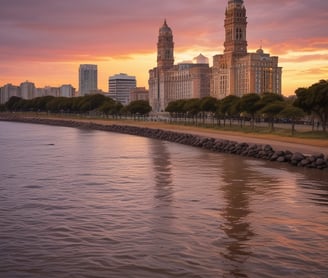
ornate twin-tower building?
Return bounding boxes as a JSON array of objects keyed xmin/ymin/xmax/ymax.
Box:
[{"xmin": 149, "ymin": 0, "xmax": 282, "ymax": 112}]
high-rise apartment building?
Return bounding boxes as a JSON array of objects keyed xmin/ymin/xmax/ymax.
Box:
[
  {"xmin": 0, "ymin": 84, "xmax": 21, "ymax": 104},
  {"xmin": 149, "ymin": 20, "xmax": 211, "ymax": 112},
  {"xmin": 108, "ymin": 73, "xmax": 136, "ymax": 105},
  {"xmin": 20, "ymin": 81, "xmax": 36, "ymax": 100},
  {"xmin": 79, "ymin": 64, "xmax": 98, "ymax": 96},
  {"xmin": 211, "ymin": 0, "xmax": 282, "ymax": 98}
]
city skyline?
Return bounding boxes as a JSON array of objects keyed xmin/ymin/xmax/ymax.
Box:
[{"xmin": 1, "ymin": 0, "xmax": 327, "ymax": 96}]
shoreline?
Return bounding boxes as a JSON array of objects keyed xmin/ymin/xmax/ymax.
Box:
[{"xmin": 1, "ymin": 113, "xmax": 327, "ymax": 170}]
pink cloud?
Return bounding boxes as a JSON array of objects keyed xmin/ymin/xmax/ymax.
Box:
[
  {"xmin": 1, "ymin": 0, "xmax": 327, "ymax": 93},
  {"xmin": 1, "ymin": 0, "xmax": 326, "ymax": 61}
]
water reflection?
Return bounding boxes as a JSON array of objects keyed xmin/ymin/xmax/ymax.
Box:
[
  {"xmin": 149, "ymin": 139, "xmax": 174, "ymax": 226},
  {"xmin": 151, "ymin": 140, "xmax": 174, "ymax": 204},
  {"xmin": 220, "ymin": 156, "xmax": 255, "ymax": 277},
  {"xmin": 297, "ymin": 170, "xmax": 328, "ymax": 207}
]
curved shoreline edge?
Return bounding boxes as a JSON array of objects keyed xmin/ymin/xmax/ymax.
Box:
[{"xmin": 1, "ymin": 114, "xmax": 327, "ymax": 170}]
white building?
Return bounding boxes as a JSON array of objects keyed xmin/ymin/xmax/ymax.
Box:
[
  {"xmin": 0, "ymin": 84, "xmax": 21, "ymax": 104},
  {"xmin": 60, "ymin": 85, "xmax": 76, "ymax": 97},
  {"xmin": 20, "ymin": 81, "xmax": 36, "ymax": 100},
  {"xmin": 108, "ymin": 73, "xmax": 136, "ymax": 105},
  {"xmin": 79, "ymin": 64, "xmax": 98, "ymax": 96}
]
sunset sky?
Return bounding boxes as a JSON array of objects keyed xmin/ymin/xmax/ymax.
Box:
[{"xmin": 1, "ymin": 0, "xmax": 327, "ymax": 96}]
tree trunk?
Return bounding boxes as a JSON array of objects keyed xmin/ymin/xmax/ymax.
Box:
[
  {"xmin": 291, "ymin": 120, "xmax": 295, "ymax": 136},
  {"xmin": 271, "ymin": 118, "xmax": 274, "ymax": 132}
]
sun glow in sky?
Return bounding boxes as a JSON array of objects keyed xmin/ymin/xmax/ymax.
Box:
[{"xmin": 1, "ymin": 0, "xmax": 327, "ymax": 96}]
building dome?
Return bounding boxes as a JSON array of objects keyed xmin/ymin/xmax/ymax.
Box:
[
  {"xmin": 256, "ymin": 48, "xmax": 264, "ymax": 55},
  {"xmin": 159, "ymin": 20, "xmax": 172, "ymax": 36},
  {"xmin": 193, "ymin": 53, "xmax": 209, "ymax": 64}
]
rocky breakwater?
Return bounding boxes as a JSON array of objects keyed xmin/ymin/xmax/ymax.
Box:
[{"xmin": 1, "ymin": 115, "xmax": 328, "ymax": 170}]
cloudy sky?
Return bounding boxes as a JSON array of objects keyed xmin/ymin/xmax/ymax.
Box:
[{"xmin": 1, "ymin": 0, "xmax": 327, "ymax": 95}]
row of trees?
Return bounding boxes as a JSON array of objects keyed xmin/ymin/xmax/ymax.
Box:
[
  {"xmin": 165, "ymin": 80, "xmax": 328, "ymax": 132},
  {"xmin": 1, "ymin": 80, "xmax": 327, "ymax": 133},
  {"xmin": 2, "ymin": 94, "xmax": 152, "ymax": 117}
]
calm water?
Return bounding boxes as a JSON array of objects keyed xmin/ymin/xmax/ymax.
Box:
[{"xmin": 0, "ymin": 121, "xmax": 327, "ymax": 278}]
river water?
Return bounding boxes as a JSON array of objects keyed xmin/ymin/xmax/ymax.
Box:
[{"xmin": 0, "ymin": 121, "xmax": 327, "ymax": 278}]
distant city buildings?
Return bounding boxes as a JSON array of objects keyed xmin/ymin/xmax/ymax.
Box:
[
  {"xmin": 1, "ymin": 0, "xmax": 282, "ymax": 111},
  {"xmin": 149, "ymin": 0, "xmax": 282, "ymax": 112},
  {"xmin": 0, "ymin": 82, "xmax": 76, "ymax": 104},
  {"xmin": 108, "ymin": 73, "xmax": 137, "ymax": 105},
  {"xmin": 79, "ymin": 64, "xmax": 98, "ymax": 96}
]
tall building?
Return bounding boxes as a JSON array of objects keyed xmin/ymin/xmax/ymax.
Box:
[
  {"xmin": 149, "ymin": 20, "xmax": 211, "ymax": 112},
  {"xmin": 0, "ymin": 84, "xmax": 21, "ymax": 104},
  {"xmin": 108, "ymin": 73, "xmax": 136, "ymax": 105},
  {"xmin": 79, "ymin": 64, "xmax": 98, "ymax": 96},
  {"xmin": 211, "ymin": 0, "xmax": 282, "ymax": 98},
  {"xmin": 20, "ymin": 81, "xmax": 36, "ymax": 100}
]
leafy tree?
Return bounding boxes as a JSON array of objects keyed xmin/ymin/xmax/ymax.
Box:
[
  {"xmin": 5, "ymin": 96, "xmax": 22, "ymax": 111},
  {"xmin": 165, "ymin": 99, "xmax": 187, "ymax": 115},
  {"xmin": 77, "ymin": 94, "xmax": 107, "ymax": 113},
  {"xmin": 199, "ymin": 96, "xmax": 217, "ymax": 113},
  {"xmin": 279, "ymin": 105, "xmax": 305, "ymax": 136},
  {"xmin": 219, "ymin": 95, "xmax": 241, "ymax": 126},
  {"xmin": 125, "ymin": 100, "xmax": 152, "ymax": 115},
  {"xmin": 183, "ymin": 98, "xmax": 201, "ymax": 118},
  {"xmin": 0, "ymin": 104, "xmax": 7, "ymax": 112},
  {"xmin": 261, "ymin": 92, "xmax": 284, "ymax": 103},
  {"xmin": 239, "ymin": 93, "xmax": 261, "ymax": 128},
  {"xmin": 294, "ymin": 80, "xmax": 328, "ymax": 132},
  {"xmin": 260, "ymin": 101, "xmax": 286, "ymax": 131},
  {"xmin": 99, "ymin": 99, "xmax": 123, "ymax": 118},
  {"xmin": 199, "ymin": 96, "xmax": 217, "ymax": 124}
]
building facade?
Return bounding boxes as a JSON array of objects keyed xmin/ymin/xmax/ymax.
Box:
[
  {"xmin": 130, "ymin": 87, "xmax": 149, "ymax": 102},
  {"xmin": 149, "ymin": 20, "xmax": 211, "ymax": 112},
  {"xmin": 108, "ymin": 73, "xmax": 136, "ymax": 105},
  {"xmin": 60, "ymin": 85, "xmax": 76, "ymax": 98},
  {"xmin": 0, "ymin": 83, "xmax": 76, "ymax": 104},
  {"xmin": 20, "ymin": 81, "xmax": 36, "ymax": 100},
  {"xmin": 0, "ymin": 84, "xmax": 21, "ymax": 104},
  {"xmin": 211, "ymin": 0, "xmax": 282, "ymax": 99},
  {"xmin": 79, "ymin": 64, "xmax": 98, "ymax": 96}
]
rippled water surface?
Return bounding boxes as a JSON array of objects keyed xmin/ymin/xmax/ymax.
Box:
[{"xmin": 0, "ymin": 121, "xmax": 328, "ymax": 277}]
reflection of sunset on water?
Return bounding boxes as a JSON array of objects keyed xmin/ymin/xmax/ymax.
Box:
[{"xmin": 1, "ymin": 122, "xmax": 328, "ymax": 276}]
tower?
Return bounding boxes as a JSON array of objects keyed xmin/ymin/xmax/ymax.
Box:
[
  {"xmin": 211, "ymin": 0, "xmax": 281, "ymax": 98},
  {"xmin": 157, "ymin": 20, "xmax": 174, "ymax": 71},
  {"xmin": 79, "ymin": 64, "xmax": 98, "ymax": 96},
  {"xmin": 224, "ymin": 0, "xmax": 247, "ymax": 56}
]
